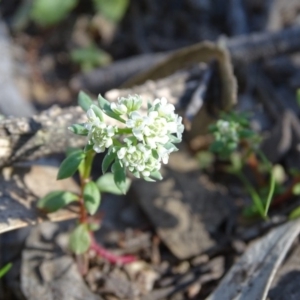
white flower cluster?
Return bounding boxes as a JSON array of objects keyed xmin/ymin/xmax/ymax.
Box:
[
  {"xmin": 83, "ymin": 94, "xmax": 184, "ymax": 180},
  {"xmin": 215, "ymin": 119, "xmax": 239, "ymax": 143},
  {"xmin": 85, "ymin": 108, "xmax": 116, "ymax": 153},
  {"xmin": 114, "ymin": 96, "xmax": 183, "ymax": 178}
]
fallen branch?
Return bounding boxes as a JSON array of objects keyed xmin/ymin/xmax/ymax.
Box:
[{"xmin": 73, "ymin": 25, "xmax": 300, "ymax": 94}]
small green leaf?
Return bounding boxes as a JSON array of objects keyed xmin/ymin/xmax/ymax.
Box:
[
  {"xmin": 0, "ymin": 263, "xmax": 12, "ymax": 278},
  {"xmin": 144, "ymin": 177, "xmax": 155, "ymax": 182},
  {"xmin": 69, "ymin": 224, "xmax": 91, "ymax": 254},
  {"xmin": 31, "ymin": 0, "xmax": 79, "ymax": 27},
  {"xmin": 37, "ymin": 191, "xmax": 78, "ymax": 213},
  {"xmin": 88, "ymin": 222, "xmax": 101, "ymax": 231},
  {"xmin": 98, "ymin": 94, "xmax": 125, "ymax": 123},
  {"xmin": 84, "ymin": 143, "xmax": 94, "ymax": 153},
  {"xmin": 93, "ymin": 0, "xmax": 129, "ymax": 22},
  {"xmin": 209, "ymin": 140, "xmax": 224, "ymax": 153},
  {"xmin": 57, "ymin": 150, "xmax": 85, "ymax": 180},
  {"xmin": 102, "ymin": 151, "xmax": 117, "ymax": 174},
  {"xmin": 168, "ymin": 134, "xmax": 181, "ymax": 143},
  {"xmin": 83, "ymin": 181, "xmax": 101, "ymax": 215},
  {"xmin": 91, "ymin": 104, "xmax": 104, "ymax": 121},
  {"xmin": 164, "ymin": 142, "xmax": 178, "ymax": 151},
  {"xmin": 112, "ymin": 161, "xmax": 127, "ymax": 194},
  {"xmin": 66, "ymin": 147, "xmax": 82, "ymax": 156},
  {"xmin": 68, "ymin": 124, "xmax": 89, "ymax": 136},
  {"xmin": 78, "ymin": 91, "xmax": 93, "ymax": 112},
  {"xmin": 289, "ymin": 206, "xmax": 300, "ymax": 220},
  {"xmin": 293, "ymin": 183, "xmax": 300, "ymax": 195},
  {"xmin": 97, "ymin": 173, "xmax": 131, "ymax": 195},
  {"xmin": 150, "ymin": 170, "xmax": 163, "ymax": 180}
]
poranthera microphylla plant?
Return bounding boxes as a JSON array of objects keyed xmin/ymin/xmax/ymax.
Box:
[
  {"xmin": 38, "ymin": 92, "xmax": 184, "ymax": 263},
  {"xmin": 209, "ymin": 112, "xmax": 275, "ymax": 219}
]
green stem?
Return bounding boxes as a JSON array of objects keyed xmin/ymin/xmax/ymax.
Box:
[
  {"xmin": 117, "ymin": 128, "xmax": 132, "ymax": 134},
  {"xmin": 83, "ymin": 150, "xmax": 95, "ymax": 179},
  {"xmin": 79, "ymin": 150, "xmax": 95, "ymax": 224},
  {"xmin": 236, "ymin": 170, "xmax": 266, "ymax": 219},
  {"xmin": 256, "ymin": 149, "xmax": 275, "ymax": 216},
  {"xmin": 264, "ymin": 171, "xmax": 275, "ymax": 216}
]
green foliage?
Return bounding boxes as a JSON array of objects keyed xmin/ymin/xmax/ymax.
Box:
[
  {"xmin": 78, "ymin": 91, "xmax": 93, "ymax": 112},
  {"xmin": 31, "ymin": 0, "xmax": 79, "ymax": 27},
  {"xmin": 69, "ymin": 224, "xmax": 91, "ymax": 254},
  {"xmin": 37, "ymin": 191, "xmax": 78, "ymax": 213},
  {"xmin": 293, "ymin": 183, "xmax": 300, "ymax": 195},
  {"xmin": 83, "ymin": 181, "xmax": 101, "ymax": 215},
  {"xmin": 93, "ymin": 0, "xmax": 130, "ymax": 22},
  {"xmin": 91, "ymin": 104, "xmax": 104, "ymax": 122},
  {"xmin": 209, "ymin": 111, "xmax": 260, "ymax": 158},
  {"xmin": 290, "ymin": 206, "xmax": 300, "ymax": 219},
  {"xmin": 289, "ymin": 205, "xmax": 300, "ymax": 219},
  {"xmin": 0, "ymin": 263, "xmax": 12, "ymax": 278},
  {"xmin": 149, "ymin": 171, "xmax": 163, "ymax": 181},
  {"xmin": 102, "ymin": 150, "xmax": 117, "ymax": 174},
  {"xmin": 97, "ymin": 173, "xmax": 131, "ymax": 195},
  {"xmin": 57, "ymin": 150, "xmax": 85, "ymax": 180},
  {"xmin": 98, "ymin": 95, "xmax": 125, "ymax": 123},
  {"xmin": 112, "ymin": 161, "xmax": 127, "ymax": 194},
  {"xmin": 68, "ymin": 124, "xmax": 89, "ymax": 136},
  {"xmin": 71, "ymin": 45, "xmax": 111, "ymax": 72},
  {"xmin": 197, "ymin": 151, "xmax": 215, "ymax": 170}
]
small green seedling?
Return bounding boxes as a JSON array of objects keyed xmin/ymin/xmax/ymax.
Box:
[{"xmin": 209, "ymin": 111, "xmax": 275, "ymax": 219}]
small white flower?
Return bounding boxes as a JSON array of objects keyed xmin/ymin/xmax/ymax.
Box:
[
  {"xmin": 85, "ymin": 107, "xmax": 116, "ymax": 153},
  {"xmin": 111, "ymin": 94, "xmax": 143, "ymax": 115},
  {"xmin": 153, "ymin": 97, "xmax": 175, "ymax": 118},
  {"xmin": 117, "ymin": 142, "xmax": 160, "ymax": 179},
  {"xmin": 216, "ymin": 120, "xmax": 239, "ymax": 143},
  {"xmin": 111, "ymin": 102, "xmax": 128, "ymax": 115}
]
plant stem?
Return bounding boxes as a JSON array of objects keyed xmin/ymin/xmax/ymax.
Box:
[
  {"xmin": 236, "ymin": 170, "xmax": 266, "ymax": 219},
  {"xmin": 89, "ymin": 233, "xmax": 136, "ymax": 264},
  {"xmin": 79, "ymin": 150, "xmax": 95, "ymax": 223}
]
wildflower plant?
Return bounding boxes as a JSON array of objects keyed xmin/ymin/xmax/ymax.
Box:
[
  {"xmin": 208, "ymin": 112, "xmax": 275, "ymax": 219},
  {"xmin": 38, "ymin": 92, "xmax": 183, "ymax": 260}
]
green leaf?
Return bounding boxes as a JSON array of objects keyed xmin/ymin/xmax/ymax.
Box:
[
  {"xmin": 98, "ymin": 94, "xmax": 125, "ymax": 123},
  {"xmin": 93, "ymin": 0, "xmax": 129, "ymax": 22},
  {"xmin": 37, "ymin": 191, "xmax": 78, "ymax": 213},
  {"xmin": 31, "ymin": 0, "xmax": 79, "ymax": 27},
  {"xmin": 68, "ymin": 124, "xmax": 89, "ymax": 136},
  {"xmin": 97, "ymin": 173, "xmax": 131, "ymax": 195},
  {"xmin": 144, "ymin": 177, "xmax": 155, "ymax": 182},
  {"xmin": 289, "ymin": 206, "xmax": 300, "ymax": 220},
  {"xmin": 83, "ymin": 181, "xmax": 101, "ymax": 215},
  {"xmin": 84, "ymin": 143, "xmax": 94, "ymax": 153},
  {"xmin": 209, "ymin": 140, "xmax": 224, "ymax": 153},
  {"xmin": 57, "ymin": 150, "xmax": 85, "ymax": 180},
  {"xmin": 168, "ymin": 135, "xmax": 181, "ymax": 143},
  {"xmin": 150, "ymin": 170, "xmax": 163, "ymax": 180},
  {"xmin": 71, "ymin": 45, "xmax": 111, "ymax": 72},
  {"xmin": 69, "ymin": 224, "xmax": 91, "ymax": 254},
  {"xmin": 102, "ymin": 151, "xmax": 117, "ymax": 174},
  {"xmin": 0, "ymin": 263, "xmax": 12, "ymax": 278},
  {"xmin": 293, "ymin": 183, "xmax": 300, "ymax": 195},
  {"xmin": 112, "ymin": 161, "xmax": 127, "ymax": 194},
  {"xmin": 91, "ymin": 104, "xmax": 104, "ymax": 121},
  {"xmin": 78, "ymin": 91, "xmax": 93, "ymax": 112}
]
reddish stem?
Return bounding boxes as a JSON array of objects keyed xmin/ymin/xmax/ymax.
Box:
[{"xmin": 89, "ymin": 234, "xmax": 136, "ymax": 264}]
